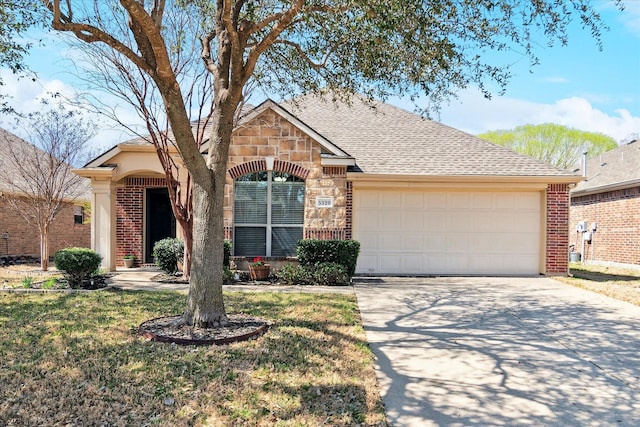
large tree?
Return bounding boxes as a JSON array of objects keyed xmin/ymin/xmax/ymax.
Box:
[
  {"xmin": 40, "ymin": 0, "xmax": 622, "ymax": 327},
  {"xmin": 478, "ymin": 124, "xmax": 618, "ymax": 169}
]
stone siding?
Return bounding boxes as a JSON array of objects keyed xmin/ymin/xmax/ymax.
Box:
[
  {"xmin": 226, "ymin": 110, "xmax": 348, "ymax": 238},
  {"xmin": 570, "ymin": 186, "xmax": 640, "ymax": 266}
]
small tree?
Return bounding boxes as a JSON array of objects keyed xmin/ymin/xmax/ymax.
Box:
[
  {"xmin": 478, "ymin": 124, "xmax": 618, "ymax": 169},
  {"xmin": 0, "ymin": 104, "xmax": 95, "ymax": 270}
]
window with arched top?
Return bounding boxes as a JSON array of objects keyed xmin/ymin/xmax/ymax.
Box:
[{"xmin": 233, "ymin": 171, "xmax": 305, "ymax": 256}]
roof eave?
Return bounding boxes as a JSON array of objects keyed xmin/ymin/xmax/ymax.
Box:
[
  {"xmin": 571, "ymin": 178, "xmax": 640, "ymax": 197},
  {"xmin": 347, "ymin": 173, "xmax": 583, "ymax": 184}
]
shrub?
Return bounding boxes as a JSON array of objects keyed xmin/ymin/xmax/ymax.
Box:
[
  {"xmin": 310, "ymin": 262, "xmax": 349, "ymax": 286},
  {"xmin": 54, "ymin": 247, "xmax": 103, "ymax": 289},
  {"xmin": 296, "ymin": 239, "xmax": 361, "ymax": 277},
  {"xmin": 276, "ymin": 262, "xmax": 349, "ymax": 286},
  {"xmin": 277, "ymin": 263, "xmax": 310, "ymax": 285},
  {"xmin": 153, "ymin": 238, "xmax": 184, "ymax": 274}
]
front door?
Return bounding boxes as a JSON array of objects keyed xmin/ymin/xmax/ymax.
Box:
[{"xmin": 145, "ymin": 188, "xmax": 176, "ymax": 264}]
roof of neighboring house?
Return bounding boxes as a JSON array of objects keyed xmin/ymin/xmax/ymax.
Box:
[
  {"xmin": 0, "ymin": 127, "xmax": 91, "ymax": 201},
  {"xmin": 571, "ymin": 139, "xmax": 640, "ymax": 196},
  {"xmin": 280, "ymin": 94, "xmax": 576, "ymax": 177}
]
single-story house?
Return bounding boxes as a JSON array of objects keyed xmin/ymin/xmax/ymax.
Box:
[
  {"xmin": 0, "ymin": 128, "xmax": 90, "ymax": 259},
  {"xmin": 569, "ymin": 139, "xmax": 640, "ymax": 267},
  {"xmin": 75, "ymin": 95, "xmax": 580, "ymax": 275}
]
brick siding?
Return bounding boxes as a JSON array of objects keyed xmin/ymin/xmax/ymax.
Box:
[
  {"xmin": 0, "ymin": 194, "xmax": 90, "ymax": 257},
  {"xmin": 570, "ymin": 186, "xmax": 640, "ymax": 266},
  {"xmin": 546, "ymin": 184, "xmax": 570, "ymax": 275},
  {"xmin": 115, "ymin": 178, "xmax": 168, "ymax": 266}
]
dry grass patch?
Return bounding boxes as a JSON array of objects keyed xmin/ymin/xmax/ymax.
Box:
[
  {"xmin": 554, "ymin": 263, "xmax": 640, "ymax": 306},
  {"xmin": 0, "ymin": 290, "xmax": 386, "ymax": 426}
]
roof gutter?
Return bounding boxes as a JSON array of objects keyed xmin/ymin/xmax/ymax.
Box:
[{"xmin": 571, "ymin": 178, "xmax": 640, "ymax": 197}]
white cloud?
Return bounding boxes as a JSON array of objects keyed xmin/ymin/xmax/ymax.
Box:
[
  {"xmin": 0, "ymin": 69, "xmax": 138, "ymax": 151},
  {"xmin": 540, "ymin": 76, "xmax": 570, "ymax": 84},
  {"xmin": 620, "ymin": 2, "xmax": 640, "ymax": 36},
  {"xmin": 431, "ymin": 89, "xmax": 640, "ymax": 142}
]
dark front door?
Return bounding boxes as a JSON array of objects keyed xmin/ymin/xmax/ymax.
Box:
[{"xmin": 145, "ymin": 188, "xmax": 176, "ymax": 264}]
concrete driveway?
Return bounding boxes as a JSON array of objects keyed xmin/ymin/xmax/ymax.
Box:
[{"xmin": 354, "ymin": 277, "xmax": 640, "ymax": 426}]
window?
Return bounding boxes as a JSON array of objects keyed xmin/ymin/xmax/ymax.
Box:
[
  {"xmin": 73, "ymin": 206, "xmax": 84, "ymax": 225},
  {"xmin": 234, "ymin": 171, "xmax": 304, "ymax": 256}
]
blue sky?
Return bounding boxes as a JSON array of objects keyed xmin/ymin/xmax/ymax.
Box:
[{"xmin": 1, "ymin": 1, "xmax": 639, "ymax": 149}]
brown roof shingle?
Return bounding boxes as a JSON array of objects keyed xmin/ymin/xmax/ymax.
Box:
[
  {"xmin": 281, "ymin": 94, "xmax": 576, "ymax": 177},
  {"xmin": 572, "ymin": 140, "xmax": 640, "ymax": 194}
]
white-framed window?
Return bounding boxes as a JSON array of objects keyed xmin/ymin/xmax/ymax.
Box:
[
  {"xmin": 233, "ymin": 171, "xmax": 305, "ymax": 256},
  {"xmin": 73, "ymin": 206, "xmax": 84, "ymax": 224}
]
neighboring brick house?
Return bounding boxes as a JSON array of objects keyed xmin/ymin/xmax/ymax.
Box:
[
  {"xmin": 76, "ymin": 95, "xmax": 580, "ymax": 275},
  {"xmin": 569, "ymin": 139, "xmax": 640, "ymax": 267},
  {"xmin": 0, "ymin": 128, "xmax": 90, "ymax": 259}
]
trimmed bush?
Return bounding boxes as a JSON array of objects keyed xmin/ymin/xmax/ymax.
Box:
[
  {"xmin": 277, "ymin": 263, "xmax": 310, "ymax": 285},
  {"xmin": 54, "ymin": 247, "xmax": 103, "ymax": 289},
  {"xmin": 310, "ymin": 262, "xmax": 349, "ymax": 286},
  {"xmin": 296, "ymin": 239, "xmax": 361, "ymax": 277},
  {"xmin": 153, "ymin": 238, "xmax": 184, "ymax": 274},
  {"xmin": 276, "ymin": 262, "xmax": 349, "ymax": 286}
]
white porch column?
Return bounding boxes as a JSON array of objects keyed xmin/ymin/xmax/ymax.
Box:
[{"xmin": 91, "ymin": 180, "xmax": 117, "ymax": 271}]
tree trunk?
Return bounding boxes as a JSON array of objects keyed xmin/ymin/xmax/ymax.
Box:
[
  {"xmin": 182, "ymin": 224, "xmax": 193, "ymax": 279},
  {"xmin": 183, "ymin": 181, "xmax": 227, "ymax": 327},
  {"xmin": 40, "ymin": 224, "xmax": 49, "ymax": 271},
  {"xmin": 182, "ymin": 99, "xmax": 235, "ymax": 327}
]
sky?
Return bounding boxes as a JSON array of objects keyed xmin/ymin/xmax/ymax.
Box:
[{"xmin": 0, "ymin": 1, "xmax": 639, "ymax": 151}]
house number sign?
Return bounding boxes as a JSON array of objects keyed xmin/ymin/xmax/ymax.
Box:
[{"xmin": 316, "ymin": 197, "xmax": 334, "ymax": 208}]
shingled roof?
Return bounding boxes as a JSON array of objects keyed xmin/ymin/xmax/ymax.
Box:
[
  {"xmin": 572, "ymin": 139, "xmax": 640, "ymax": 195},
  {"xmin": 281, "ymin": 94, "xmax": 577, "ymax": 177},
  {"xmin": 0, "ymin": 127, "xmax": 90, "ymax": 200}
]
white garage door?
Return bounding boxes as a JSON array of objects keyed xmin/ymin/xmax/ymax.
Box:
[{"xmin": 353, "ymin": 190, "xmax": 542, "ymax": 275}]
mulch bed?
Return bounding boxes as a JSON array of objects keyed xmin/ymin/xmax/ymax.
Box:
[{"xmin": 138, "ymin": 314, "xmax": 269, "ymax": 346}]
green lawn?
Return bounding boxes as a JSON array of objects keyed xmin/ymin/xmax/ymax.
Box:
[
  {"xmin": 0, "ymin": 290, "xmax": 386, "ymax": 426},
  {"xmin": 555, "ymin": 263, "xmax": 640, "ymax": 306}
]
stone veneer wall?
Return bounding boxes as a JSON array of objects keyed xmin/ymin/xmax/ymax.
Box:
[
  {"xmin": 570, "ymin": 186, "xmax": 640, "ymax": 266},
  {"xmin": 546, "ymin": 184, "xmax": 570, "ymax": 275},
  {"xmin": 225, "ymin": 110, "xmax": 349, "ymax": 241},
  {"xmin": 0, "ymin": 194, "xmax": 89, "ymax": 257}
]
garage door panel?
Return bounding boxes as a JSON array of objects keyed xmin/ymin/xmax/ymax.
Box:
[
  {"xmin": 405, "ymin": 192, "xmax": 424, "ymax": 209},
  {"xmin": 426, "ymin": 193, "xmax": 448, "ymax": 209},
  {"xmin": 403, "ymin": 234, "xmax": 424, "ymax": 252},
  {"xmin": 354, "ymin": 189, "xmax": 542, "ymax": 275},
  {"xmin": 448, "ymin": 193, "xmax": 470, "ymax": 209},
  {"xmin": 470, "ymin": 193, "xmax": 493, "ymax": 209},
  {"xmin": 381, "ymin": 233, "xmax": 402, "ymax": 251},
  {"xmin": 447, "ymin": 212, "xmax": 471, "ymax": 232},
  {"xmin": 445, "ymin": 235, "xmax": 469, "ymax": 253},
  {"xmin": 425, "ymin": 212, "xmax": 447, "ymax": 231}
]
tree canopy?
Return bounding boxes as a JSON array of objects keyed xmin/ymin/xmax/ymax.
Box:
[
  {"xmin": 478, "ymin": 124, "xmax": 618, "ymax": 169},
  {"xmin": 36, "ymin": 0, "xmax": 623, "ymax": 327}
]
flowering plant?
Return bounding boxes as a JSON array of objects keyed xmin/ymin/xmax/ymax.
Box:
[{"xmin": 251, "ymin": 256, "xmax": 266, "ymax": 267}]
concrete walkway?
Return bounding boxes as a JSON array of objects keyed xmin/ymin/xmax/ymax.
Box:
[{"xmin": 354, "ymin": 277, "xmax": 640, "ymax": 426}]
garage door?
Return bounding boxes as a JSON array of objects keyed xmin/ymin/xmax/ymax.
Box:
[{"xmin": 353, "ymin": 190, "xmax": 542, "ymax": 275}]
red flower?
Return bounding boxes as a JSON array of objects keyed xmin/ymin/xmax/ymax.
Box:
[{"xmin": 251, "ymin": 256, "xmax": 265, "ymax": 266}]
